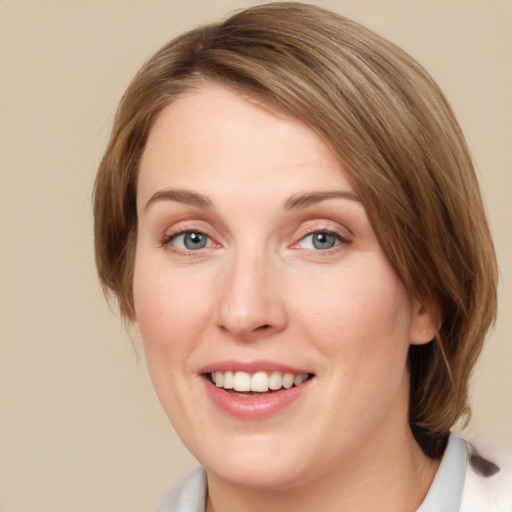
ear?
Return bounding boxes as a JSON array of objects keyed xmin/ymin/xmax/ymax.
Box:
[{"xmin": 409, "ymin": 298, "xmax": 441, "ymax": 345}]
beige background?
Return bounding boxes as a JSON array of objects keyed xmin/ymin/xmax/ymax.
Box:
[{"xmin": 0, "ymin": 0, "xmax": 510, "ymax": 510}]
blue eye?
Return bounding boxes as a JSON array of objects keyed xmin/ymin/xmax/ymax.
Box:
[
  {"xmin": 300, "ymin": 231, "xmax": 342, "ymax": 250},
  {"xmin": 311, "ymin": 232, "xmax": 338, "ymax": 250},
  {"xmin": 171, "ymin": 231, "xmax": 210, "ymax": 250}
]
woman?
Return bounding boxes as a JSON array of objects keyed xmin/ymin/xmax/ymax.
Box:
[{"xmin": 93, "ymin": 3, "xmax": 511, "ymax": 510}]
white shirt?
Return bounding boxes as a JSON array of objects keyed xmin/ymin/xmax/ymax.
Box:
[{"xmin": 155, "ymin": 434, "xmax": 512, "ymax": 512}]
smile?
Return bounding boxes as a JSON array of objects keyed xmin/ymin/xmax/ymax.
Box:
[
  {"xmin": 210, "ymin": 371, "xmax": 311, "ymax": 393},
  {"xmin": 201, "ymin": 364, "xmax": 315, "ymax": 419}
]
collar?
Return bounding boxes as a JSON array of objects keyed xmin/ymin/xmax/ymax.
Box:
[{"xmin": 416, "ymin": 433, "xmax": 467, "ymax": 512}]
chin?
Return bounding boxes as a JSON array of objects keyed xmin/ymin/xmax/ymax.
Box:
[
  {"xmin": 183, "ymin": 426, "xmax": 330, "ymax": 492},
  {"xmin": 206, "ymin": 452, "xmax": 314, "ymax": 491}
]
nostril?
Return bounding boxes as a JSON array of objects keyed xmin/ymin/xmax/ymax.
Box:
[{"xmin": 259, "ymin": 324, "xmax": 271, "ymax": 330}]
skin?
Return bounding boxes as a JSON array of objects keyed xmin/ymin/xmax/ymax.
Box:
[{"xmin": 133, "ymin": 83, "xmax": 439, "ymax": 512}]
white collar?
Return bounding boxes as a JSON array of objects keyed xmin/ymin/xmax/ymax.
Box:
[{"xmin": 417, "ymin": 433, "xmax": 467, "ymax": 512}]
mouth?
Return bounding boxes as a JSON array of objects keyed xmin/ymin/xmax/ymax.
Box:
[
  {"xmin": 206, "ymin": 370, "xmax": 314, "ymax": 395},
  {"xmin": 200, "ymin": 364, "xmax": 315, "ymax": 419}
]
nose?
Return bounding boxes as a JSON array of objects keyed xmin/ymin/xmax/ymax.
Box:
[{"xmin": 215, "ymin": 250, "xmax": 287, "ymax": 341}]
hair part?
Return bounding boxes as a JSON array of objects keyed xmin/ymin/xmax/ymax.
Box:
[{"xmin": 93, "ymin": 2, "xmax": 498, "ymax": 457}]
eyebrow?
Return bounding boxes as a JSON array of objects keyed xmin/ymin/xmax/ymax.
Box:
[
  {"xmin": 144, "ymin": 188, "xmax": 360, "ymax": 212},
  {"xmin": 144, "ymin": 189, "xmax": 213, "ymax": 210},
  {"xmin": 284, "ymin": 190, "xmax": 361, "ymax": 210}
]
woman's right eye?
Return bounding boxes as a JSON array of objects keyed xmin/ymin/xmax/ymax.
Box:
[{"xmin": 165, "ymin": 231, "xmax": 212, "ymax": 251}]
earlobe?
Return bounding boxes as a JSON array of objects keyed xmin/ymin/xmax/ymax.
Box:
[{"xmin": 410, "ymin": 300, "xmax": 441, "ymax": 346}]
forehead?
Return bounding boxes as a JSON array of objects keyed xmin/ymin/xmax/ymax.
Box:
[{"xmin": 138, "ymin": 83, "xmax": 352, "ymax": 208}]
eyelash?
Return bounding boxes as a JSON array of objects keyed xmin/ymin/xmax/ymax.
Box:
[
  {"xmin": 160, "ymin": 227, "xmax": 351, "ymax": 256},
  {"xmin": 291, "ymin": 229, "xmax": 351, "ymax": 254},
  {"xmin": 160, "ymin": 229, "xmax": 216, "ymax": 254}
]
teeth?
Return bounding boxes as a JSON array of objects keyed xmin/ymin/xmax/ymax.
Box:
[
  {"xmin": 233, "ymin": 371, "xmax": 251, "ymax": 391},
  {"xmin": 210, "ymin": 370, "xmax": 309, "ymax": 392},
  {"xmin": 282, "ymin": 373, "xmax": 294, "ymax": 389},
  {"xmin": 251, "ymin": 372, "xmax": 268, "ymax": 392},
  {"xmin": 223, "ymin": 371, "xmax": 234, "ymax": 389},
  {"xmin": 294, "ymin": 374, "xmax": 306, "ymax": 386},
  {"xmin": 268, "ymin": 371, "xmax": 282, "ymax": 390}
]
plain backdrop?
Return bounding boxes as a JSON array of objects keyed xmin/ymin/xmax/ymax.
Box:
[{"xmin": 1, "ymin": 1, "xmax": 511, "ymax": 510}]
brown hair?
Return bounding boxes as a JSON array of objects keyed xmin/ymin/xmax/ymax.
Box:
[{"xmin": 93, "ymin": 2, "xmax": 497, "ymax": 458}]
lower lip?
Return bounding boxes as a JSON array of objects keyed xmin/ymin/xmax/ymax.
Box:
[{"xmin": 202, "ymin": 376, "xmax": 313, "ymax": 420}]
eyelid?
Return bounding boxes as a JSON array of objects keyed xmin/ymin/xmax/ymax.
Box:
[
  {"xmin": 165, "ymin": 230, "xmax": 211, "ymax": 247},
  {"xmin": 159, "ymin": 224, "xmax": 221, "ymax": 253},
  {"xmin": 158, "ymin": 218, "xmax": 211, "ymax": 242},
  {"xmin": 290, "ymin": 218, "xmax": 352, "ymax": 245},
  {"xmin": 291, "ymin": 229, "xmax": 351, "ymax": 250},
  {"xmin": 157, "ymin": 220, "xmax": 352, "ymax": 255}
]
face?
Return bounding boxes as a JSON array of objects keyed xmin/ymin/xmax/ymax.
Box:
[{"xmin": 133, "ymin": 83, "xmax": 432, "ymax": 490}]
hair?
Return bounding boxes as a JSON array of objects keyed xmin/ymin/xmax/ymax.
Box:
[{"xmin": 93, "ymin": 2, "xmax": 497, "ymax": 458}]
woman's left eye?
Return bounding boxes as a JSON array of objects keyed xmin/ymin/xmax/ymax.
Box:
[
  {"xmin": 297, "ymin": 231, "xmax": 346, "ymax": 251},
  {"xmin": 167, "ymin": 231, "xmax": 212, "ymax": 251}
]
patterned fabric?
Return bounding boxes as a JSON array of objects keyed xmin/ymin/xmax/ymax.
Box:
[
  {"xmin": 155, "ymin": 435, "xmax": 512, "ymax": 512},
  {"xmin": 460, "ymin": 442, "xmax": 512, "ymax": 511}
]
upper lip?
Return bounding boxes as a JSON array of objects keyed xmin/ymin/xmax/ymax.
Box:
[{"xmin": 198, "ymin": 359, "xmax": 312, "ymax": 375}]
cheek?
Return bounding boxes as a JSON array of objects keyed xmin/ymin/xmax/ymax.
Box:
[
  {"xmin": 132, "ymin": 259, "xmax": 212, "ymax": 357},
  {"xmin": 293, "ymin": 261, "xmax": 412, "ymax": 362},
  {"xmin": 132, "ymin": 261, "xmax": 212, "ymax": 412}
]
